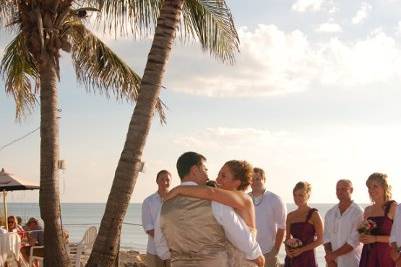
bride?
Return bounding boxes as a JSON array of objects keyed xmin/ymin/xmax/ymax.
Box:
[{"xmin": 165, "ymin": 160, "xmax": 260, "ymax": 267}]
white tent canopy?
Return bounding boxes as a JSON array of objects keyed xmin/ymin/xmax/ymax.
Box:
[
  {"xmin": 0, "ymin": 168, "xmax": 39, "ymax": 230},
  {"xmin": 0, "ymin": 168, "xmax": 40, "ymax": 191}
]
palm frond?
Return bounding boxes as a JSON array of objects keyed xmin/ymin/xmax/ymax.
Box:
[
  {"xmin": 0, "ymin": 0, "xmax": 17, "ymax": 27},
  {"xmin": 182, "ymin": 0, "xmax": 239, "ymax": 64},
  {"xmin": 0, "ymin": 33, "xmax": 39, "ymax": 119},
  {"xmin": 81, "ymin": 0, "xmax": 161, "ymax": 38},
  {"xmin": 70, "ymin": 23, "xmax": 140, "ymax": 101},
  {"xmin": 69, "ymin": 22, "xmax": 166, "ymax": 122}
]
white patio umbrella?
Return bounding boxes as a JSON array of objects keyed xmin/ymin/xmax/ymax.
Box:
[{"xmin": 0, "ymin": 168, "xmax": 40, "ymax": 231}]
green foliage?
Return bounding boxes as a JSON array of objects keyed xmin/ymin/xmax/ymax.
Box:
[
  {"xmin": 0, "ymin": 0, "xmax": 16, "ymax": 27},
  {"xmin": 182, "ymin": 0, "xmax": 239, "ymax": 64},
  {"xmin": 69, "ymin": 21, "xmax": 166, "ymax": 122},
  {"xmin": 1, "ymin": 0, "xmax": 238, "ymax": 121},
  {"xmin": 0, "ymin": 33, "xmax": 38, "ymax": 119},
  {"xmin": 85, "ymin": 0, "xmax": 161, "ymax": 38},
  {"xmin": 88, "ymin": 0, "xmax": 239, "ymax": 63},
  {"xmin": 70, "ymin": 23, "xmax": 141, "ymax": 101}
]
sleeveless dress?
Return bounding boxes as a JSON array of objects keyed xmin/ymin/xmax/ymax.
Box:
[
  {"xmin": 227, "ymin": 228, "xmax": 258, "ymax": 267},
  {"xmin": 359, "ymin": 201, "xmax": 396, "ymax": 267},
  {"xmin": 284, "ymin": 208, "xmax": 318, "ymax": 267}
]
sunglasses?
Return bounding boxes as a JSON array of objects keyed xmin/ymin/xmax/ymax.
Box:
[{"xmin": 8, "ymin": 221, "xmax": 15, "ymax": 224}]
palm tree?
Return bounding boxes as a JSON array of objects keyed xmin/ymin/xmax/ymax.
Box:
[
  {"xmin": 0, "ymin": 1, "xmax": 165, "ymax": 265},
  {"xmin": 86, "ymin": 0, "xmax": 239, "ymax": 266}
]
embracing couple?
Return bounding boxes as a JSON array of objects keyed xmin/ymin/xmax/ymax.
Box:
[{"xmin": 154, "ymin": 151, "xmax": 265, "ymax": 267}]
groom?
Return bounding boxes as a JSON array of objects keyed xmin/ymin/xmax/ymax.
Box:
[{"xmin": 155, "ymin": 151, "xmax": 264, "ymax": 267}]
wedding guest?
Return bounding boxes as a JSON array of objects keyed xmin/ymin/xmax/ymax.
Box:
[
  {"xmin": 8, "ymin": 215, "xmax": 29, "ymax": 265},
  {"xmin": 390, "ymin": 204, "xmax": 401, "ymax": 266},
  {"xmin": 249, "ymin": 168, "xmax": 287, "ymax": 267},
  {"xmin": 20, "ymin": 217, "xmax": 44, "ymax": 265},
  {"xmin": 142, "ymin": 170, "xmax": 172, "ymax": 267},
  {"xmin": 324, "ymin": 179, "xmax": 363, "ymax": 267},
  {"xmin": 359, "ymin": 172, "xmax": 397, "ymax": 267},
  {"xmin": 7, "ymin": 215, "xmax": 26, "ymax": 238},
  {"xmin": 16, "ymin": 216, "xmax": 23, "ymax": 226},
  {"xmin": 284, "ymin": 181, "xmax": 323, "ymax": 267},
  {"xmin": 25, "ymin": 217, "xmax": 44, "ymax": 246}
]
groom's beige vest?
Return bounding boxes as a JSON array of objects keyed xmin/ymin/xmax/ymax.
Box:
[{"xmin": 160, "ymin": 196, "xmax": 228, "ymax": 267}]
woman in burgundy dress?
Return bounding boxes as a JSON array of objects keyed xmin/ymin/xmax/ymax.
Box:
[
  {"xmin": 284, "ymin": 181, "xmax": 323, "ymax": 267},
  {"xmin": 359, "ymin": 172, "xmax": 398, "ymax": 267}
]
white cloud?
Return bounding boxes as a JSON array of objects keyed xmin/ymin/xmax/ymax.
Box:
[
  {"xmin": 352, "ymin": 2, "xmax": 373, "ymax": 24},
  {"xmin": 291, "ymin": 0, "xmax": 336, "ymax": 13},
  {"xmin": 166, "ymin": 25, "xmax": 401, "ymax": 97},
  {"xmin": 169, "ymin": 25, "xmax": 321, "ymax": 97},
  {"xmin": 319, "ymin": 29, "xmax": 401, "ymax": 86},
  {"xmin": 174, "ymin": 127, "xmax": 292, "ymax": 150},
  {"xmin": 316, "ymin": 22, "xmax": 342, "ymax": 33},
  {"xmin": 292, "ymin": 0, "xmax": 324, "ymax": 12},
  {"xmin": 398, "ymin": 21, "xmax": 401, "ymax": 34},
  {"xmin": 327, "ymin": 5, "xmax": 338, "ymax": 14}
]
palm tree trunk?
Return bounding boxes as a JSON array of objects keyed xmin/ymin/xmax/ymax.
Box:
[
  {"xmin": 39, "ymin": 54, "xmax": 70, "ymax": 267},
  {"xmin": 86, "ymin": 0, "xmax": 185, "ymax": 266}
]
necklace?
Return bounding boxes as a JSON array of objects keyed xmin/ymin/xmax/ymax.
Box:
[{"xmin": 250, "ymin": 189, "xmax": 266, "ymax": 206}]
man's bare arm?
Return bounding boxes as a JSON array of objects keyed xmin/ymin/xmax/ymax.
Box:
[{"xmin": 273, "ymin": 228, "xmax": 285, "ymax": 255}]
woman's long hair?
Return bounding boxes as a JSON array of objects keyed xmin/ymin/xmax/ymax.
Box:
[{"xmin": 366, "ymin": 172, "xmax": 392, "ymax": 202}]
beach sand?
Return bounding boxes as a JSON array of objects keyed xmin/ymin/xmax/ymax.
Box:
[
  {"xmin": 80, "ymin": 250, "xmax": 147, "ymax": 267},
  {"xmin": 118, "ymin": 250, "xmax": 147, "ymax": 267},
  {"xmin": 81, "ymin": 251, "xmax": 285, "ymax": 267}
]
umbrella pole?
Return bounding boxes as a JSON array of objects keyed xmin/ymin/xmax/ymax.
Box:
[{"xmin": 2, "ymin": 190, "xmax": 7, "ymax": 231}]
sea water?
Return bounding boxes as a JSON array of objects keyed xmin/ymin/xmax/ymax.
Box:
[{"xmin": 6, "ymin": 203, "xmax": 367, "ymax": 266}]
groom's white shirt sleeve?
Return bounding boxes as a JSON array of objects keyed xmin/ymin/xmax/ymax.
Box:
[
  {"xmin": 212, "ymin": 201, "xmax": 263, "ymax": 260},
  {"xmin": 154, "ymin": 210, "xmax": 171, "ymax": 260}
]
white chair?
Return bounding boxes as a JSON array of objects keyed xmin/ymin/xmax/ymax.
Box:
[
  {"xmin": 28, "ymin": 246, "xmax": 43, "ymax": 267},
  {"xmin": 68, "ymin": 226, "xmax": 97, "ymax": 267}
]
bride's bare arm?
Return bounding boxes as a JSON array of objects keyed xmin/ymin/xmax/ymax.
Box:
[{"xmin": 165, "ymin": 185, "xmax": 250, "ymax": 210}]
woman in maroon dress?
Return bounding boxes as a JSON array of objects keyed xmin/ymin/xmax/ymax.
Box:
[
  {"xmin": 359, "ymin": 172, "xmax": 398, "ymax": 267},
  {"xmin": 284, "ymin": 181, "xmax": 323, "ymax": 267}
]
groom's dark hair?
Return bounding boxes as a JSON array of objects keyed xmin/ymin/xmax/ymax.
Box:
[{"xmin": 176, "ymin": 152, "xmax": 206, "ymax": 180}]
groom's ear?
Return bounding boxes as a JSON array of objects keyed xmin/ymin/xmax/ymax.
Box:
[{"xmin": 189, "ymin": 164, "xmax": 198, "ymax": 176}]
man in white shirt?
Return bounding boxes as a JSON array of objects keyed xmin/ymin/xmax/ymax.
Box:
[
  {"xmin": 142, "ymin": 170, "xmax": 172, "ymax": 267},
  {"xmin": 324, "ymin": 179, "xmax": 363, "ymax": 267},
  {"xmin": 249, "ymin": 167, "xmax": 287, "ymax": 267},
  {"xmin": 155, "ymin": 152, "xmax": 264, "ymax": 267},
  {"xmin": 390, "ymin": 204, "xmax": 401, "ymax": 266}
]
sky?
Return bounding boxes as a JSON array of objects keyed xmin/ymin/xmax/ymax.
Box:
[{"xmin": 1, "ymin": 0, "xmax": 401, "ymax": 204}]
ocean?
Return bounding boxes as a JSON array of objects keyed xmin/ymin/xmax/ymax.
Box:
[{"xmin": 6, "ymin": 203, "xmax": 367, "ymax": 266}]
